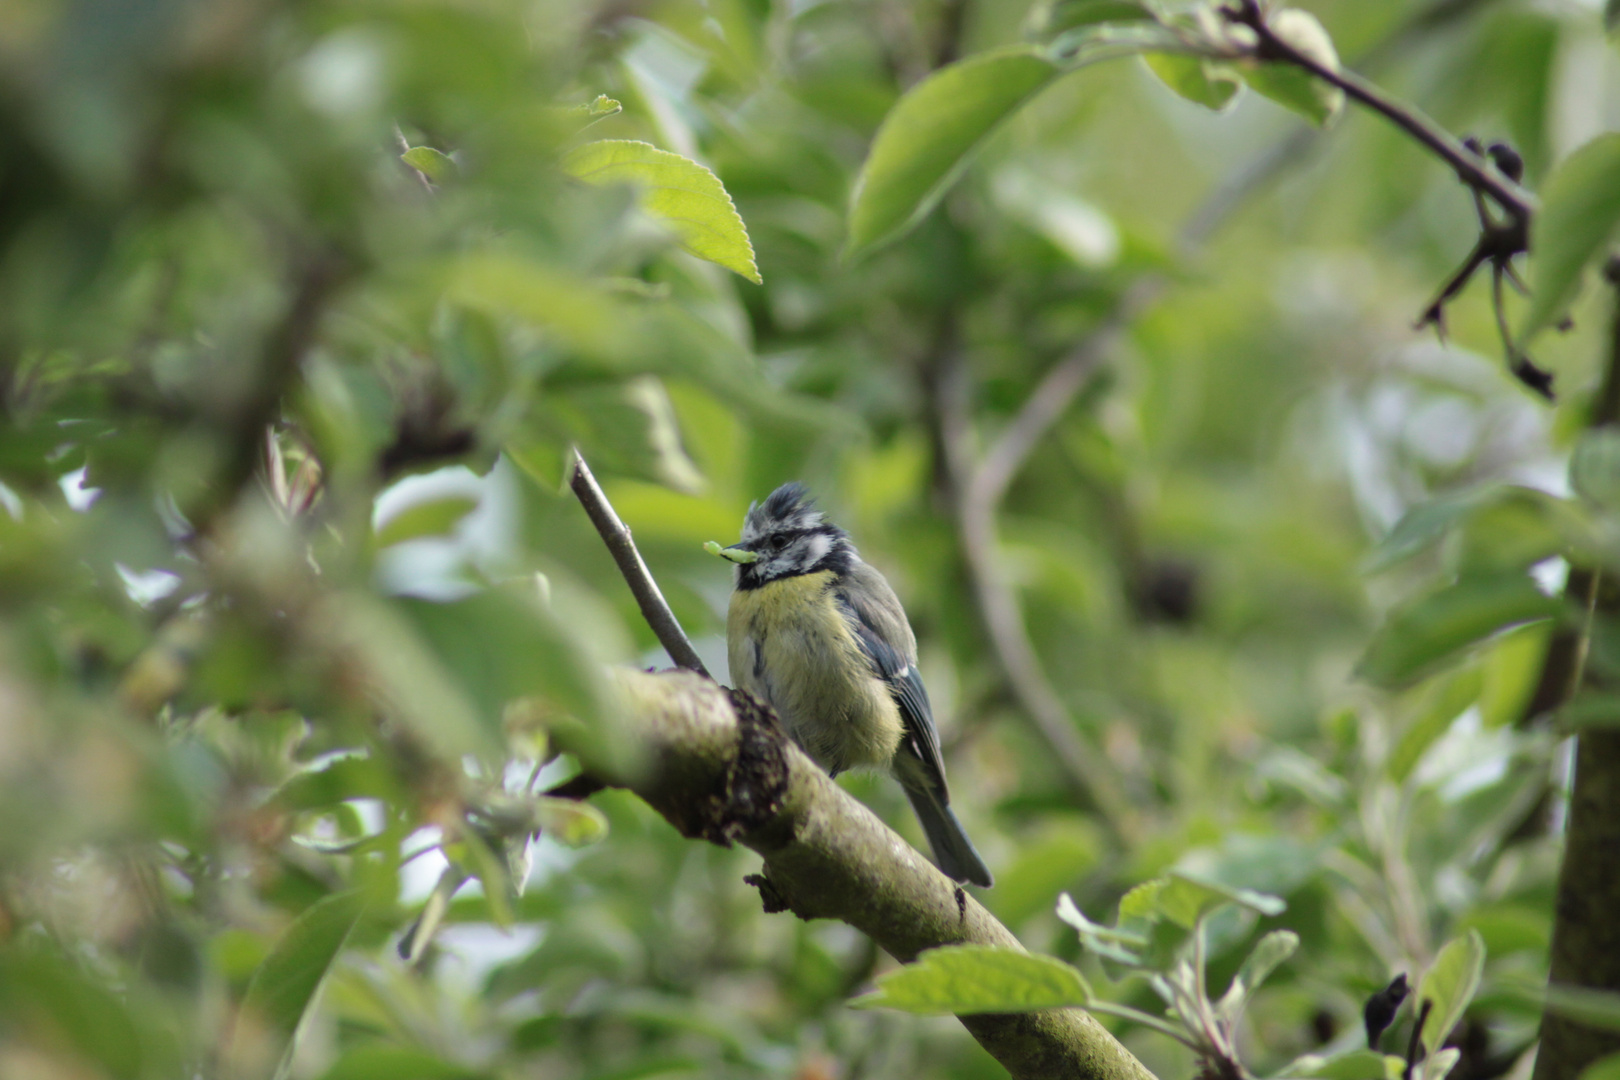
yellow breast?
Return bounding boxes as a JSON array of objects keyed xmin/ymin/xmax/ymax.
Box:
[{"xmin": 727, "ymin": 572, "xmax": 903, "ymax": 775}]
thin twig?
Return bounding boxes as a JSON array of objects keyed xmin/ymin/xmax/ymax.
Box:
[
  {"xmin": 568, "ymin": 450, "xmax": 711, "ymax": 678},
  {"xmin": 1224, "ymin": 0, "xmax": 1534, "ymax": 223}
]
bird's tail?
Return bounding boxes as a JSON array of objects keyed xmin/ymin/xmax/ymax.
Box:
[{"xmin": 902, "ymin": 782, "xmax": 994, "ymax": 888}]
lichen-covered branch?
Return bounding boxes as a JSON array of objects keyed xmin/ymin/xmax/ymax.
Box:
[{"xmin": 588, "ymin": 669, "xmax": 1158, "ymax": 1080}]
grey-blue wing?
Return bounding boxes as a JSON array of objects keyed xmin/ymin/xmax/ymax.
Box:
[{"xmin": 835, "ymin": 587, "xmax": 950, "ymax": 802}]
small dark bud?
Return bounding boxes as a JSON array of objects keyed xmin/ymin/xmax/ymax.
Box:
[
  {"xmin": 1365, "ymin": 973, "xmax": 1410, "ymax": 1049},
  {"xmin": 1487, "ymin": 142, "xmax": 1525, "ymax": 183},
  {"xmin": 1557, "ymin": 315, "xmax": 1576, "ymax": 333},
  {"xmin": 1463, "ymin": 136, "xmax": 1485, "ymax": 156}
]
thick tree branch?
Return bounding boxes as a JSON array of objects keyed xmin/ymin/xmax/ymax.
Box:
[
  {"xmin": 1531, "ymin": 260, "xmax": 1620, "ymax": 1080},
  {"xmin": 569, "ymin": 450, "xmax": 711, "ymax": 678},
  {"xmin": 586, "ymin": 669, "xmax": 1158, "ymax": 1080}
]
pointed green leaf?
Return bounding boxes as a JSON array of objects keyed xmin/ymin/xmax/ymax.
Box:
[
  {"xmin": 1156, "ymin": 873, "xmax": 1285, "ymax": 929},
  {"xmin": 237, "ymin": 891, "xmax": 367, "ymax": 1068},
  {"xmin": 1215, "ymin": 929, "xmax": 1299, "ymax": 1022},
  {"xmin": 1142, "ymin": 53, "xmax": 1242, "ymax": 110},
  {"xmin": 563, "ymin": 139, "xmax": 761, "ymax": 283},
  {"xmin": 853, "ymin": 945, "xmax": 1091, "ymax": 1015},
  {"xmin": 1357, "ymin": 574, "xmax": 1564, "ymax": 689},
  {"xmin": 1522, "ymin": 134, "xmax": 1620, "ymax": 342},
  {"xmin": 401, "ymin": 146, "xmax": 455, "ymax": 183},
  {"xmin": 1366, "ymin": 488, "xmax": 1494, "ymax": 573},
  {"xmin": 1243, "ymin": 10, "xmax": 1344, "ymax": 126},
  {"xmin": 1417, "ymin": 930, "xmax": 1485, "ymax": 1057},
  {"xmin": 847, "ymin": 47, "xmax": 1062, "ymax": 257}
]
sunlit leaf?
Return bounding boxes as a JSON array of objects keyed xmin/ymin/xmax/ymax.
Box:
[
  {"xmin": 847, "ymin": 47, "xmax": 1062, "ymax": 257},
  {"xmin": 1142, "ymin": 53, "xmax": 1242, "ymax": 110},
  {"xmin": 1522, "ymin": 133, "xmax": 1620, "ymax": 342},
  {"xmin": 852, "ymin": 945, "xmax": 1091, "ymax": 1014},
  {"xmin": 1243, "ymin": 9, "xmax": 1344, "ymax": 126},
  {"xmin": 563, "ymin": 140, "xmax": 761, "ymax": 283},
  {"xmin": 401, "ymin": 146, "xmax": 455, "ymax": 183},
  {"xmin": 1416, "ymin": 930, "xmax": 1486, "ymax": 1058},
  {"xmin": 1357, "ymin": 574, "xmax": 1565, "ymax": 688}
]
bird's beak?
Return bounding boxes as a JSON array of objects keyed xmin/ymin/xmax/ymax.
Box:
[{"xmin": 704, "ymin": 540, "xmax": 760, "ymax": 564}]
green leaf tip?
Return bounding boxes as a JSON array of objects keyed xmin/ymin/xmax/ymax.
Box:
[
  {"xmin": 854, "ymin": 944, "xmax": 1091, "ymax": 1015},
  {"xmin": 563, "ymin": 139, "xmax": 762, "ymax": 284},
  {"xmin": 401, "ymin": 146, "xmax": 456, "ymax": 183}
]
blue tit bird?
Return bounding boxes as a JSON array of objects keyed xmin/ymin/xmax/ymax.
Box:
[{"xmin": 706, "ymin": 483, "xmax": 993, "ymax": 887}]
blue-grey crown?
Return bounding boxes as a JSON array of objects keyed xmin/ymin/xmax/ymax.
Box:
[{"xmin": 741, "ymin": 482, "xmax": 825, "ymax": 541}]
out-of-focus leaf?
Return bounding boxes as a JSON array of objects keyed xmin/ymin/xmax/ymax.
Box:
[
  {"xmin": 0, "ymin": 946, "xmax": 154, "ymax": 1078},
  {"xmin": 1214, "ymin": 930, "xmax": 1299, "ymax": 1022},
  {"xmin": 562, "ymin": 140, "xmax": 761, "ymax": 284},
  {"xmin": 1142, "ymin": 53, "xmax": 1242, "ymax": 110},
  {"xmin": 1419, "ymin": 1048, "xmax": 1463, "ymax": 1080},
  {"xmin": 1607, "ymin": 0, "xmax": 1620, "ymax": 31},
  {"xmin": 1522, "ymin": 133, "xmax": 1620, "ymax": 342},
  {"xmin": 541, "ymin": 376, "xmax": 705, "ymax": 494},
  {"xmin": 1416, "ymin": 930, "xmax": 1486, "ymax": 1058},
  {"xmin": 1026, "ymin": 0, "xmax": 1155, "ymax": 37},
  {"xmin": 398, "ymin": 588, "xmax": 610, "ymax": 746},
  {"xmin": 1286, "ymin": 1049, "xmax": 1406, "ymax": 1080},
  {"xmin": 401, "ymin": 146, "xmax": 455, "ymax": 183},
  {"xmin": 846, "ymin": 47, "xmax": 1062, "ymax": 257},
  {"xmin": 374, "ymin": 495, "xmax": 479, "ymax": 547},
  {"xmin": 1357, "ymin": 574, "xmax": 1564, "ymax": 688},
  {"xmin": 1368, "ymin": 489, "xmax": 1494, "ymax": 573},
  {"xmin": 535, "ymin": 796, "xmax": 609, "ymax": 846},
  {"xmin": 1389, "ymin": 667, "xmax": 1482, "ymax": 783},
  {"xmin": 1243, "ymin": 9, "xmax": 1344, "ymax": 126},
  {"xmin": 1558, "ymin": 692, "xmax": 1620, "ymax": 730},
  {"xmin": 852, "ymin": 945, "xmax": 1090, "ymax": 1014},
  {"xmin": 236, "ymin": 891, "xmax": 367, "ymax": 1070},
  {"xmin": 400, "ymin": 866, "xmax": 466, "ymax": 965},
  {"xmin": 1583, "ymin": 1055, "xmax": 1620, "ymax": 1080},
  {"xmin": 1572, "ymin": 429, "xmax": 1620, "ymax": 511},
  {"xmin": 318, "ymin": 1045, "xmax": 489, "ymax": 1080}
]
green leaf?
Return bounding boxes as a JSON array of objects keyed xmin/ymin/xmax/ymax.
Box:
[
  {"xmin": 1142, "ymin": 53, "xmax": 1242, "ymax": 111},
  {"xmin": 1572, "ymin": 429, "xmax": 1620, "ymax": 510},
  {"xmin": 1154, "ymin": 873, "xmax": 1286, "ymax": 929},
  {"xmin": 401, "ymin": 146, "xmax": 456, "ymax": 183},
  {"xmin": 1215, "ymin": 929, "xmax": 1299, "ymax": 1022},
  {"xmin": 1583, "ymin": 1055, "xmax": 1620, "ymax": 1080},
  {"xmin": 1367, "ymin": 488, "xmax": 1494, "ymax": 573},
  {"xmin": 846, "ymin": 47, "xmax": 1062, "ymax": 257},
  {"xmin": 540, "ymin": 375, "xmax": 705, "ymax": 494},
  {"xmin": 1026, "ymin": 0, "xmax": 1155, "ymax": 38},
  {"xmin": 236, "ymin": 891, "xmax": 367, "ymax": 1070},
  {"xmin": 1419, "ymin": 1047, "xmax": 1462, "ymax": 1080},
  {"xmin": 398, "ymin": 588, "xmax": 609, "ymax": 746},
  {"xmin": 1357, "ymin": 573, "xmax": 1565, "ymax": 689},
  {"xmin": 562, "ymin": 139, "xmax": 761, "ymax": 284},
  {"xmin": 1287, "ymin": 1049, "xmax": 1407, "ymax": 1080},
  {"xmin": 1243, "ymin": 10, "xmax": 1345, "ymax": 126},
  {"xmin": 535, "ymin": 796, "xmax": 610, "ymax": 846},
  {"xmin": 1558, "ymin": 691, "xmax": 1620, "ymax": 731},
  {"xmin": 1417, "ymin": 930, "xmax": 1486, "ymax": 1057},
  {"xmin": 852, "ymin": 945, "xmax": 1091, "ymax": 1015},
  {"xmin": 1389, "ymin": 667, "xmax": 1483, "ymax": 784},
  {"xmin": 1522, "ymin": 133, "xmax": 1620, "ymax": 342},
  {"xmin": 318, "ymin": 1045, "xmax": 489, "ymax": 1080},
  {"xmin": 374, "ymin": 495, "xmax": 480, "ymax": 548}
]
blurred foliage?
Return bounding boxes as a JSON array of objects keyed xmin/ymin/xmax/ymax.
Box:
[{"xmin": 1, "ymin": 0, "xmax": 1619, "ymax": 1077}]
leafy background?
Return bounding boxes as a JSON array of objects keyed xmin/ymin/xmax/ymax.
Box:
[{"xmin": 1, "ymin": 0, "xmax": 1618, "ymax": 1078}]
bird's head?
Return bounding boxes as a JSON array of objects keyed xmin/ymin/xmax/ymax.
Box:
[{"xmin": 705, "ymin": 482, "xmax": 852, "ymax": 587}]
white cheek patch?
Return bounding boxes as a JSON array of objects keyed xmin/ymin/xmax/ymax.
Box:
[{"xmin": 800, "ymin": 532, "xmax": 831, "ymax": 568}]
